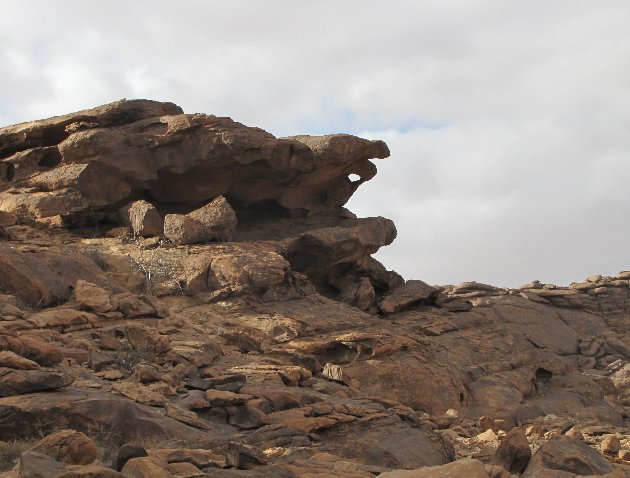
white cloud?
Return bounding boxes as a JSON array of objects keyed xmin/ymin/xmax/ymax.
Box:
[{"xmin": 1, "ymin": 0, "xmax": 629, "ymax": 286}]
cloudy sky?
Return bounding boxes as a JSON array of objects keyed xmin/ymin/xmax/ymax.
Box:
[{"xmin": 2, "ymin": 0, "xmax": 629, "ymax": 287}]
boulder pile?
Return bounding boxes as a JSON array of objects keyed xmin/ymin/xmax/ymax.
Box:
[{"xmin": 0, "ymin": 100, "xmax": 629, "ymax": 476}]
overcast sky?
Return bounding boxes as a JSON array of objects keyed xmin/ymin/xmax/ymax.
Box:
[{"xmin": 2, "ymin": 1, "xmax": 629, "ymax": 287}]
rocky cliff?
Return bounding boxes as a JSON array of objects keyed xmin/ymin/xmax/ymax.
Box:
[{"xmin": 0, "ymin": 100, "xmax": 629, "ymax": 477}]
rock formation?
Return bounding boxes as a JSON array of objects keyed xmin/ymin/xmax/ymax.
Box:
[{"xmin": 0, "ymin": 100, "xmax": 629, "ymax": 476}]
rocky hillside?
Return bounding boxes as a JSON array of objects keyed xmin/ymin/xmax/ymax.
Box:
[{"xmin": 0, "ymin": 99, "xmax": 629, "ymax": 477}]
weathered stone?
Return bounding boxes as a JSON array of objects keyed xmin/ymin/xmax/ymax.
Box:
[
  {"xmin": 522, "ymin": 436, "xmax": 614, "ymax": 477},
  {"xmin": 31, "ymin": 429, "xmax": 97, "ymax": 465},
  {"xmin": 164, "ymin": 403, "xmax": 210, "ymax": 430},
  {"xmin": 74, "ymin": 280, "xmax": 116, "ymax": 313},
  {"xmin": 379, "ymin": 280, "xmax": 438, "ymax": 314},
  {"xmin": 205, "ymin": 389, "xmax": 253, "ymax": 407},
  {"xmin": 225, "ymin": 441, "xmax": 268, "ymax": 470},
  {"xmin": 120, "ymin": 457, "xmax": 171, "ymax": 478},
  {"xmin": 0, "ymin": 334, "xmax": 63, "ymax": 366},
  {"xmin": 322, "ymin": 363, "xmax": 344, "ymax": 382},
  {"xmin": 491, "ymin": 427, "xmax": 531, "ymax": 474},
  {"xmin": 0, "ymin": 245, "xmax": 120, "ymax": 308},
  {"xmin": 0, "ymin": 350, "xmax": 40, "ymax": 370},
  {"xmin": 120, "ymin": 200, "xmax": 163, "ymax": 238},
  {"xmin": 600, "ymin": 435, "xmax": 621, "ymax": 454},
  {"xmin": 378, "ymin": 458, "xmax": 496, "ymax": 478},
  {"xmin": 185, "ymin": 195, "xmax": 237, "ymax": 241},
  {"xmin": 18, "ymin": 450, "xmax": 68, "ymax": 478},
  {"xmin": 0, "ymin": 210, "xmax": 17, "ymax": 226},
  {"xmin": 116, "ymin": 444, "xmax": 148, "ymax": 471},
  {"xmin": 0, "ymin": 368, "xmax": 72, "ymax": 397}
]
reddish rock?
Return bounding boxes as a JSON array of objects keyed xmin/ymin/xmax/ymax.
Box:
[
  {"xmin": 120, "ymin": 200, "xmax": 163, "ymax": 238},
  {"xmin": 31, "ymin": 429, "xmax": 97, "ymax": 465}
]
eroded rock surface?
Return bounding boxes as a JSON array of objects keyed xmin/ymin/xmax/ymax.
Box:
[{"xmin": 0, "ymin": 101, "xmax": 628, "ymax": 476}]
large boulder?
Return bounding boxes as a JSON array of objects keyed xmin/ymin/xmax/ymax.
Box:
[
  {"xmin": 164, "ymin": 195, "xmax": 237, "ymax": 245},
  {"xmin": 0, "ymin": 100, "xmax": 389, "ymax": 219},
  {"xmin": 0, "ymin": 368, "xmax": 72, "ymax": 397},
  {"xmin": 522, "ymin": 436, "xmax": 614, "ymax": 477},
  {"xmin": 0, "ymin": 244, "xmax": 120, "ymax": 307},
  {"xmin": 31, "ymin": 429, "xmax": 98, "ymax": 465},
  {"xmin": 120, "ymin": 200, "xmax": 163, "ymax": 238}
]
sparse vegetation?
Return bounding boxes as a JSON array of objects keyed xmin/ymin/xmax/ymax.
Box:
[
  {"xmin": 0, "ymin": 439, "xmax": 37, "ymax": 471},
  {"xmin": 111, "ymin": 347, "xmax": 156, "ymax": 375}
]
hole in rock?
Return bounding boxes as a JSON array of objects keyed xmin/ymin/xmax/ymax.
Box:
[
  {"xmin": 535, "ymin": 368, "xmax": 552, "ymax": 382},
  {"xmin": 348, "ymin": 173, "xmax": 361, "ymax": 183},
  {"xmin": 459, "ymin": 392, "xmax": 465, "ymax": 403},
  {"xmin": 38, "ymin": 149, "xmax": 62, "ymax": 169},
  {"xmin": 318, "ymin": 342, "xmax": 362, "ymax": 364}
]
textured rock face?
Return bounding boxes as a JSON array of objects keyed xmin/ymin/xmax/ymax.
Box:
[
  {"xmin": 164, "ymin": 195, "xmax": 237, "ymax": 245},
  {"xmin": 0, "ymin": 99, "xmax": 389, "ymax": 220},
  {"xmin": 1, "ymin": 101, "xmax": 629, "ymax": 476}
]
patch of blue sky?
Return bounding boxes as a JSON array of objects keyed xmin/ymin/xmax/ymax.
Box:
[{"xmin": 274, "ymin": 112, "xmax": 448, "ymax": 138}]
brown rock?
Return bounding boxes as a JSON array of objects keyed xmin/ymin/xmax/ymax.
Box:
[
  {"xmin": 1, "ymin": 100, "xmax": 389, "ymax": 218},
  {"xmin": 322, "ymin": 363, "xmax": 344, "ymax": 382},
  {"xmin": 120, "ymin": 456, "xmax": 171, "ymax": 478},
  {"xmin": 0, "ymin": 334, "xmax": 63, "ymax": 366},
  {"xmin": 166, "ymin": 461, "xmax": 203, "ymax": 477},
  {"xmin": 564, "ymin": 425, "xmax": 584, "ymax": 440},
  {"xmin": 378, "ymin": 458, "xmax": 494, "ymax": 477},
  {"xmin": 491, "ymin": 427, "xmax": 531, "ymax": 474},
  {"xmin": 0, "ymin": 350, "xmax": 40, "ymax": 370},
  {"xmin": 120, "ymin": 200, "xmax": 163, "ymax": 238},
  {"xmin": 116, "ymin": 444, "xmax": 148, "ymax": 471},
  {"xmin": 340, "ymin": 277, "xmax": 376, "ymax": 311},
  {"xmin": 164, "ymin": 196, "xmax": 236, "ymax": 245},
  {"xmin": 225, "ymin": 441, "xmax": 268, "ymax": 470},
  {"xmin": 75, "ymin": 280, "xmax": 116, "ymax": 313},
  {"xmin": 164, "ymin": 403, "xmax": 210, "ymax": 430},
  {"xmin": 131, "ymin": 364, "xmax": 161, "ymax": 384},
  {"xmin": 0, "ymin": 244, "xmax": 120, "ymax": 308},
  {"xmin": 31, "ymin": 429, "xmax": 97, "ymax": 465},
  {"xmin": 379, "ymin": 280, "xmax": 438, "ymax": 314},
  {"xmin": 18, "ymin": 450, "xmax": 69, "ymax": 477},
  {"xmin": 522, "ymin": 435, "xmax": 614, "ymax": 477},
  {"xmin": 205, "ymin": 389, "xmax": 253, "ymax": 407},
  {"xmin": 56, "ymin": 465, "xmax": 125, "ymax": 477},
  {"xmin": 0, "ymin": 210, "xmax": 17, "ymax": 226},
  {"xmin": 27, "ymin": 308, "xmax": 98, "ymax": 330},
  {"xmin": 0, "ymin": 367, "xmax": 72, "ymax": 397},
  {"xmin": 186, "ymin": 195, "xmax": 237, "ymax": 240},
  {"xmin": 600, "ymin": 435, "xmax": 621, "ymax": 454}
]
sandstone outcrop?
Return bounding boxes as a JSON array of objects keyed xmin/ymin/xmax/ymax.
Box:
[{"xmin": 0, "ymin": 101, "xmax": 628, "ymax": 476}]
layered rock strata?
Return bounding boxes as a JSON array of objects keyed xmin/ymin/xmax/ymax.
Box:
[{"xmin": 0, "ymin": 101, "xmax": 629, "ymax": 477}]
